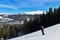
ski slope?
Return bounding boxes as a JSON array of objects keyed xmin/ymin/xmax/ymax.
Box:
[{"xmin": 10, "ymin": 24, "xmax": 60, "ymax": 40}]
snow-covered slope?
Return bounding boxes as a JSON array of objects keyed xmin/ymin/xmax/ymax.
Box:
[{"xmin": 10, "ymin": 24, "xmax": 60, "ymax": 40}]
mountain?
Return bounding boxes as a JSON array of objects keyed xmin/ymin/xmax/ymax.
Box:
[
  {"xmin": 0, "ymin": 10, "xmax": 46, "ymax": 20},
  {"xmin": 0, "ymin": 10, "xmax": 46, "ymax": 15},
  {"xmin": 10, "ymin": 24, "xmax": 60, "ymax": 40},
  {"xmin": 23, "ymin": 10, "xmax": 46, "ymax": 15}
]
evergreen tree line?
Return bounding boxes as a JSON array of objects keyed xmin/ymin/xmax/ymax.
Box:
[
  {"xmin": 23, "ymin": 7, "xmax": 60, "ymax": 34},
  {"xmin": 0, "ymin": 25, "xmax": 23, "ymax": 39}
]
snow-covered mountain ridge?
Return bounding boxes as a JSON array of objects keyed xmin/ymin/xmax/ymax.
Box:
[
  {"xmin": 23, "ymin": 10, "xmax": 46, "ymax": 15},
  {"xmin": 0, "ymin": 10, "xmax": 46, "ymax": 15}
]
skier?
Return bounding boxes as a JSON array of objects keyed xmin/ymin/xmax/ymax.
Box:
[{"xmin": 40, "ymin": 25, "xmax": 45, "ymax": 35}]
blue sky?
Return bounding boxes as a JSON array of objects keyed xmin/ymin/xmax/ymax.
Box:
[{"xmin": 0, "ymin": 0, "xmax": 60, "ymax": 14}]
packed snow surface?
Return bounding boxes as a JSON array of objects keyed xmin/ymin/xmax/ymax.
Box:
[{"xmin": 10, "ymin": 24, "xmax": 60, "ymax": 40}]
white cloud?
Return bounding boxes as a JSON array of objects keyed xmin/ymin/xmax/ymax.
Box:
[
  {"xmin": 0, "ymin": 4, "xmax": 19, "ymax": 10},
  {"xmin": 5, "ymin": 0, "xmax": 59, "ymax": 9},
  {"xmin": 17, "ymin": 0, "xmax": 59, "ymax": 8}
]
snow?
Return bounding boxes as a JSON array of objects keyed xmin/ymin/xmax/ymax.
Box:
[
  {"xmin": 10, "ymin": 24, "xmax": 60, "ymax": 40},
  {"xmin": 23, "ymin": 10, "xmax": 46, "ymax": 15},
  {"xmin": 4, "ymin": 18, "xmax": 14, "ymax": 21},
  {"xmin": 0, "ymin": 16, "xmax": 3, "ymax": 19}
]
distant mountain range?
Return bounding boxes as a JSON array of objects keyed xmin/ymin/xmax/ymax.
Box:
[
  {"xmin": 0, "ymin": 10, "xmax": 46, "ymax": 21},
  {"xmin": 0, "ymin": 10, "xmax": 46, "ymax": 15},
  {"xmin": 22, "ymin": 10, "xmax": 46, "ymax": 15}
]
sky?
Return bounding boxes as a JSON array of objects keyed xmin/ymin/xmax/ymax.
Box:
[{"xmin": 0, "ymin": 0, "xmax": 60, "ymax": 14}]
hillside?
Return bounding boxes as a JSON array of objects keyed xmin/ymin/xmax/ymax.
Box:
[{"xmin": 10, "ymin": 24, "xmax": 60, "ymax": 40}]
